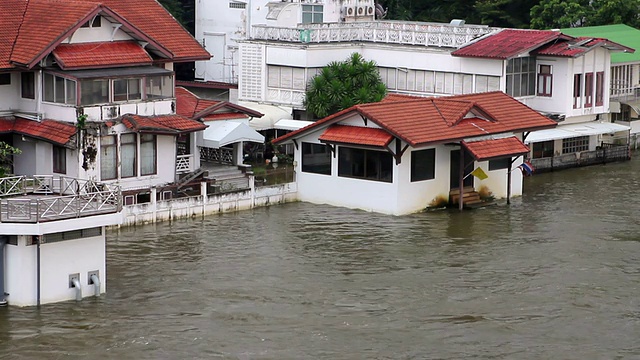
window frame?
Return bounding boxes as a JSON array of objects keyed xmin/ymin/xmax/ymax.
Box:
[
  {"xmin": 488, "ymin": 157, "xmax": 511, "ymax": 171},
  {"xmin": 100, "ymin": 135, "xmax": 118, "ymax": 180},
  {"xmin": 595, "ymin": 71, "xmax": 604, "ymax": 106},
  {"xmin": 532, "ymin": 140, "xmax": 554, "ymax": 159},
  {"xmin": 301, "ymin": 4, "xmax": 323, "ymax": 24},
  {"xmin": 140, "ymin": 134, "xmax": 157, "ymax": 176},
  {"xmin": 0, "ymin": 73, "xmax": 10, "ymax": 85},
  {"xmin": 573, "ymin": 74, "xmax": 582, "ymax": 109},
  {"xmin": 120, "ymin": 133, "xmax": 137, "ymax": 178},
  {"xmin": 506, "ymin": 56, "xmax": 536, "ymax": 97},
  {"xmin": 410, "ymin": 148, "xmax": 435, "ymax": 182},
  {"xmin": 338, "ymin": 146, "xmax": 393, "ymax": 183},
  {"xmin": 301, "ymin": 142, "xmax": 332, "ymax": 175},
  {"xmin": 43, "ymin": 73, "xmax": 77, "ymax": 105},
  {"xmin": 562, "ymin": 136, "xmax": 589, "ymax": 154},
  {"xmin": 537, "ymin": 64, "xmax": 552, "ymax": 97},
  {"xmin": 52, "ymin": 145, "xmax": 66, "ymax": 174},
  {"xmin": 21, "ymin": 72, "xmax": 35, "ymax": 99},
  {"xmin": 585, "ymin": 72, "xmax": 594, "ymax": 107}
]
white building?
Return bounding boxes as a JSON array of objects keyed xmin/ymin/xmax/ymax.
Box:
[{"xmin": 0, "ymin": 0, "xmax": 210, "ymax": 306}]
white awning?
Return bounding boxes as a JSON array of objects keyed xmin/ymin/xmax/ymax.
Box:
[
  {"xmin": 201, "ymin": 121, "xmax": 265, "ymax": 148},
  {"xmin": 273, "ymin": 119, "xmax": 313, "ymax": 131},
  {"xmin": 238, "ymin": 101, "xmax": 293, "ymax": 131},
  {"xmin": 525, "ymin": 122, "xmax": 630, "ymax": 143}
]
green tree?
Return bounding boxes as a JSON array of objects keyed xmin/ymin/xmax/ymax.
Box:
[
  {"xmin": 530, "ymin": 0, "xmax": 590, "ymax": 28},
  {"xmin": 589, "ymin": 0, "xmax": 640, "ymax": 28},
  {"xmin": 304, "ymin": 53, "xmax": 387, "ymax": 119},
  {"xmin": 0, "ymin": 142, "xmax": 21, "ymax": 177}
]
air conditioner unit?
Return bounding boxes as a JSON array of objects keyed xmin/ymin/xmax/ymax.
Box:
[
  {"xmin": 344, "ymin": 6, "xmax": 355, "ymax": 17},
  {"xmin": 366, "ymin": 6, "xmax": 374, "ymax": 16},
  {"xmin": 102, "ymin": 105, "xmax": 119, "ymax": 119},
  {"xmin": 357, "ymin": 6, "xmax": 365, "ymax": 16}
]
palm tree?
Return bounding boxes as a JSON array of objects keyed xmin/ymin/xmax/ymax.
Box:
[{"xmin": 304, "ymin": 53, "xmax": 387, "ymax": 119}]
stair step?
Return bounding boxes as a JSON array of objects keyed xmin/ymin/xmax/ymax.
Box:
[{"xmin": 449, "ymin": 186, "xmax": 475, "ymax": 196}]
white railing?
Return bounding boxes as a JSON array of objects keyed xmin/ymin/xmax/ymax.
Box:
[
  {"xmin": 0, "ymin": 175, "xmax": 121, "ymax": 223},
  {"xmin": 251, "ymin": 21, "xmax": 497, "ymax": 48},
  {"xmin": 176, "ymin": 154, "xmax": 194, "ymax": 174}
]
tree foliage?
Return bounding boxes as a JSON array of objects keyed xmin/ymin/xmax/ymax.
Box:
[
  {"xmin": 530, "ymin": 0, "xmax": 640, "ymax": 29},
  {"xmin": 304, "ymin": 53, "xmax": 387, "ymax": 119},
  {"xmin": 0, "ymin": 142, "xmax": 21, "ymax": 177}
]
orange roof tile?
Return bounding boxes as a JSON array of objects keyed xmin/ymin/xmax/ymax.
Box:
[
  {"xmin": 273, "ymin": 92, "xmax": 557, "ymax": 147},
  {"xmin": 452, "ymin": 29, "xmax": 565, "ymax": 59},
  {"xmin": 121, "ymin": 114, "xmax": 207, "ymax": 134},
  {"xmin": 319, "ymin": 125, "xmax": 393, "ymax": 147},
  {"xmin": 462, "ymin": 137, "xmax": 530, "ymax": 161},
  {"xmin": 533, "ymin": 37, "xmax": 634, "ymax": 57},
  {"xmin": 0, "ymin": 118, "xmax": 77, "ymax": 146},
  {"xmin": 175, "ymin": 87, "xmax": 262, "ymax": 121},
  {"xmin": 53, "ymin": 41, "xmax": 152, "ymax": 69}
]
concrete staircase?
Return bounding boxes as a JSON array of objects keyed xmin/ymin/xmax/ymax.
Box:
[
  {"xmin": 449, "ymin": 186, "xmax": 486, "ymax": 208},
  {"xmin": 205, "ymin": 166, "xmax": 250, "ymax": 191}
]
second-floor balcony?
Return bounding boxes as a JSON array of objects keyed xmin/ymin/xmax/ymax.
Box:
[
  {"xmin": 251, "ymin": 21, "xmax": 497, "ymax": 48},
  {"xmin": 0, "ymin": 175, "xmax": 121, "ymax": 223}
]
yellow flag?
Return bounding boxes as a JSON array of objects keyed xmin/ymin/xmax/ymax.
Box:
[{"xmin": 470, "ymin": 167, "xmax": 488, "ymax": 180}]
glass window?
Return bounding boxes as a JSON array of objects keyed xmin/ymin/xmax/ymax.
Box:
[
  {"xmin": 43, "ymin": 73, "xmax": 76, "ymax": 105},
  {"xmin": 573, "ymin": 74, "xmax": 582, "ymax": 109},
  {"xmin": 488, "ymin": 157, "xmax": 510, "ymax": 170},
  {"xmin": 80, "ymin": 79, "xmax": 109, "ymax": 105},
  {"xmin": 302, "ymin": 5, "xmax": 323, "ymax": 24},
  {"xmin": 114, "ymin": 78, "xmax": 141, "ymax": 102},
  {"xmin": 585, "ymin": 72, "xmax": 594, "ymax": 107},
  {"xmin": 0, "ymin": 73, "xmax": 10, "ymax": 85},
  {"xmin": 562, "ymin": 136, "xmax": 589, "ymax": 154},
  {"xmin": 411, "ymin": 148, "xmax": 435, "ymax": 182},
  {"xmin": 121, "ymin": 133, "xmax": 137, "ymax": 178},
  {"xmin": 101, "ymin": 135, "xmax": 117, "ymax": 180},
  {"xmin": 52, "ymin": 145, "xmax": 66, "ymax": 174},
  {"xmin": 532, "ymin": 141, "xmax": 554, "ymax": 158},
  {"xmin": 506, "ymin": 56, "xmax": 536, "ymax": 97},
  {"xmin": 302, "ymin": 142, "xmax": 331, "ymax": 175},
  {"xmin": 140, "ymin": 134, "xmax": 157, "ymax": 176},
  {"xmin": 44, "ymin": 73, "xmax": 54, "ymax": 102},
  {"xmin": 537, "ymin": 65, "xmax": 552, "ymax": 97},
  {"xmin": 596, "ymin": 72, "xmax": 604, "ymax": 106},
  {"xmin": 146, "ymin": 75, "xmax": 173, "ymax": 99},
  {"xmin": 338, "ymin": 147, "xmax": 392, "ymax": 183},
  {"xmin": 21, "ymin": 72, "xmax": 35, "ymax": 99}
]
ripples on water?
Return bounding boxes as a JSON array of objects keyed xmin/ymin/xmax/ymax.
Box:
[{"xmin": 2, "ymin": 158, "xmax": 640, "ymax": 359}]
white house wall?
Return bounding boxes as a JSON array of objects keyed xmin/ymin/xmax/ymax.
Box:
[
  {"xmin": 0, "ymin": 73, "xmax": 19, "ymax": 109},
  {"xmin": 5, "ymin": 233, "xmax": 106, "ymax": 306},
  {"xmin": 63, "ymin": 17, "xmax": 134, "ymax": 44}
]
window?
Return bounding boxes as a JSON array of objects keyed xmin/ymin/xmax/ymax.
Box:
[
  {"xmin": 302, "ymin": 142, "xmax": 331, "ymax": 175},
  {"xmin": 140, "ymin": 134, "xmax": 157, "ymax": 176},
  {"xmin": 537, "ymin": 65, "xmax": 552, "ymax": 97},
  {"xmin": 506, "ymin": 57, "xmax": 536, "ymax": 97},
  {"xmin": 532, "ymin": 141, "xmax": 554, "ymax": 158},
  {"xmin": 146, "ymin": 75, "xmax": 173, "ymax": 99},
  {"xmin": 411, "ymin": 149, "xmax": 435, "ymax": 182},
  {"xmin": 21, "ymin": 72, "xmax": 35, "ymax": 99},
  {"xmin": 302, "ymin": 5, "xmax": 323, "ymax": 24},
  {"xmin": 338, "ymin": 147, "xmax": 392, "ymax": 183},
  {"xmin": 562, "ymin": 136, "xmax": 589, "ymax": 154},
  {"xmin": 121, "ymin": 133, "xmax": 137, "ymax": 178},
  {"xmin": 43, "ymin": 73, "xmax": 76, "ymax": 104},
  {"xmin": 52, "ymin": 145, "xmax": 66, "ymax": 174},
  {"xmin": 596, "ymin": 71, "xmax": 604, "ymax": 106},
  {"xmin": 0, "ymin": 73, "xmax": 10, "ymax": 85},
  {"xmin": 101, "ymin": 135, "xmax": 117, "ymax": 180},
  {"xmin": 81, "ymin": 15, "xmax": 101, "ymax": 28},
  {"xmin": 585, "ymin": 72, "xmax": 594, "ymax": 107},
  {"xmin": 267, "ymin": 66, "xmax": 306, "ymax": 90},
  {"xmin": 488, "ymin": 157, "xmax": 510, "ymax": 170},
  {"xmin": 113, "ymin": 78, "xmax": 141, "ymax": 102},
  {"xmin": 573, "ymin": 74, "xmax": 582, "ymax": 109},
  {"xmin": 80, "ymin": 79, "xmax": 109, "ymax": 105}
]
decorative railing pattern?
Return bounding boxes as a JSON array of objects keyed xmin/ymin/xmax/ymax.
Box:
[
  {"xmin": 531, "ymin": 145, "xmax": 630, "ymax": 173},
  {"xmin": 176, "ymin": 154, "xmax": 195, "ymax": 174},
  {"xmin": 251, "ymin": 21, "xmax": 497, "ymax": 48},
  {"xmin": 0, "ymin": 176, "xmax": 121, "ymax": 223},
  {"xmin": 200, "ymin": 147, "xmax": 234, "ymax": 165}
]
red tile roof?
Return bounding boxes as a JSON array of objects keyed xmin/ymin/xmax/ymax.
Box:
[
  {"xmin": 273, "ymin": 91, "xmax": 557, "ymax": 147},
  {"xmin": 533, "ymin": 37, "xmax": 635, "ymax": 57},
  {"xmin": 462, "ymin": 136, "xmax": 530, "ymax": 161},
  {"xmin": 452, "ymin": 29, "xmax": 565, "ymax": 59},
  {"xmin": 319, "ymin": 125, "xmax": 394, "ymax": 147},
  {"xmin": 0, "ymin": 0, "xmax": 209, "ymax": 70},
  {"xmin": 121, "ymin": 114, "xmax": 207, "ymax": 134},
  {"xmin": 0, "ymin": 117, "xmax": 77, "ymax": 146},
  {"xmin": 53, "ymin": 41, "xmax": 152, "ymax": 69},
  {"xmin": 175, "ymin": 87, "xmax": 262, "ymax": 122}
]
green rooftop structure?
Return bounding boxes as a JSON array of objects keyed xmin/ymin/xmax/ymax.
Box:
[{"xmin": 561, "ymin": 24, "xmax": 640, "ymax": 64}]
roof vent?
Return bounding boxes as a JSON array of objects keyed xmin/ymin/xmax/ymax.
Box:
[{"xmin": 450, "ymin": 19, "xmax": 465, "ymax": 26}]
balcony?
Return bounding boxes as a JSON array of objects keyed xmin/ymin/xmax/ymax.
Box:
[
  {"xmin": 0, "ymin": 176, "xmax": 121, "ymax": 223},
  {"xmin": 251, "ymin": 21, "xmax": 497, "ymax": 48}
]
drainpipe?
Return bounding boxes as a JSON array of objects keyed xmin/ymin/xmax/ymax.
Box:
[
  {"xmin": 89, "ymin": 274, "xmax": 101, "ymax": 297},
  {"xmin": 0, "ymin": 236, "xmax": 7, "ymax": 306},
  {"xmin": 71, "ymin": 278, "xmax": 82, "ymax": 302},
  {"xmin": 36, "ymin": 236, "xmax": 41, "ymax": 306}
]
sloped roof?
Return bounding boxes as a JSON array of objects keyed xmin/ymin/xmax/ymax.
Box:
[
  {"xmin": 273, "ymin": 91, "xmax": 557, "ymax": 147},
  {"xmin": 175, "ymin": 87, "xmax": 263, "ymax": 121},
  {"xmin": 452, "ymin": 29, "xmax": 564, "ymax": 59},
  {"xmin": 0, "ymin": 117, "xmax": 76, "ymax": 146},
  {"xmin": 121, "ymin": 114, "xmax": 207, "ymax": 134},
  {"xmin": 462, "ymin": 137, "xmax": 529, "ymax": 161},
  {"xmin": 561, "ymin": 24, "xmax": 640, "ymax": 64},
  {"xmin": 53, "ymin": 41, "xmax": 152, "ymax": 70},
  {"xmin": 319, "ymin": 125, "xmax": 394, "ymax": 147},
  {"xmin": 0, "ymin": 0, "xmax": 209, "ymax": 70},
  {"xmin": 533, "ymin": 37, "xmax": 634, "ymax": 58}
]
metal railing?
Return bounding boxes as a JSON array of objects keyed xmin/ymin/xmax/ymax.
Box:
[
  {"xmin": 251, "ymin": 21, "xmax": 497, "ymax": 48},
  {"xmin": 0, "ymin": 175, "xmax": 121, "ymax": 223}
]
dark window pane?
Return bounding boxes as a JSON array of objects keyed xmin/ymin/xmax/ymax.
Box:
[
  {"xmin": 411, "ymin": 148, "xmax": 435, "ymax": 182},
  {"xmin": 302, "ymin": 142, "xmax": 331, "ymax": 175}
]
